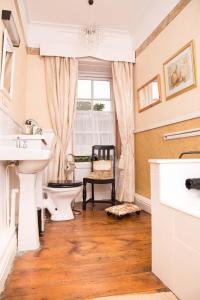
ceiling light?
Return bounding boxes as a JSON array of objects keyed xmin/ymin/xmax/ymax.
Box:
[
  {"xmin": 1, "ymin": 10, "xmax": 20, "ymax": 47},
  {"xmin": 80, "ymin": 1, "xmax": 102, "ymax": 48},
  {"xmin": 80, "ymin": 24, "xmax": 103, "ymax": 48}
]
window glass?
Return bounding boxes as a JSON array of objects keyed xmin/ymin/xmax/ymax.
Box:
[
  {"xmin": 152, "ymin": 81, "xmax": 159, "ymax": 100},
  {"xmin": 74, "ymin": 79, "xmax": 114, "ymax": 156},
  {"xmin": 93, "ymin": 80, "xmax": 110, "ymax": 99},
  {"xmin": 93, "ymin": 100, "xmax": 111, "ymax": 112},
  {"xmin": 78, "ymin": 80, "xmax": 91, "ymax": 99},
  {"xmin": 77, "ymin": 100, "xmax": 92, "ymax": 111}
]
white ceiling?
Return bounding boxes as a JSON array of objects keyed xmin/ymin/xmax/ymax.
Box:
[
  {"xmin": 24, "ymin": 0, "xmax": 152, "ymax": 32},
  {"xmin": 18, "ymin": 0, "xmax": 180, "ymax": 59}
]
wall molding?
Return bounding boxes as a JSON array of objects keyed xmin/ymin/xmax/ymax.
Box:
[
  {"xmin": 134, "ymin": 111, "xmax": 200, "ymax": 134},
  {"xmin": 135, "ymin": 193, "xmax": 151, "ymax": 214},
  {"xmin": 14, "ymin": 0, "xmax": 28, "ymax": 46},
  {"xmin": 135, "ymin": 0, "xmax": 192, "ymax": 57},
  {"xmin": 0, "ymin": 229, "xmax": 17, "ymax": 293},
  {"xmin": 27, "ymin": 47, "xmax": 40, "ymax": 55}
]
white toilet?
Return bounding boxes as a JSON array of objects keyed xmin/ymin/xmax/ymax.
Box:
[{"xmin": 43, "ymin": 181, "xmax": 82, "ymax": 221}]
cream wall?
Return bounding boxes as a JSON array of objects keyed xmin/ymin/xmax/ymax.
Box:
[
  {"xmin": 25, "ymin": 55, "xmax": 51, "ymax": 128},
  {"xmin": 0, "ymin": 0, "xmax": 27, "ymax": 125},
  {"xmin": 134, "ymin": 0, "xmax": 200, "ymax": 199},
  {"xmin": 134, "ymin": 0, "xmax": 200, "ymax": 132}
]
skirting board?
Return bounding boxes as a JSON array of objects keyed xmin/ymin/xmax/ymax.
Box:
[
  {"xmin": 76, "ymin": 192, "xmax": 152, "ymax": 214},
  {"xmin": 135, "ymin": 193, "xmax": 151, "ymax": 214},
  {"xmin": 75, "ymin": 192, "xmax": 110, "ymax": 203},
  {"xmin": 0, "ymin": 230, "xmax": 17, "ymax": 294}
]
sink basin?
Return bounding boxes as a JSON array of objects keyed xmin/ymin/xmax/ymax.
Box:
[
  {"xmin": 0, "ymin": 147, "xmax": 50, "ymax": 160},
  {"xmin": 17, "ymin": 159, "xmax": 50, "ymax": 174},
  {"xmin": 0, "ymin": 147, "xmax": 51, "ymax": 174}
]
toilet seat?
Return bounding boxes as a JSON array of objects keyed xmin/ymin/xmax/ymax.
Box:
[{"xmin": 48, "ymin": 181, "xmax": 82, "ymax": 188}]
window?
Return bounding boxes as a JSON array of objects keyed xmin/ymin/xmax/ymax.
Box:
[{"xmin": 74, "ymin": 79, "xmax": 115, "ymax": 156}]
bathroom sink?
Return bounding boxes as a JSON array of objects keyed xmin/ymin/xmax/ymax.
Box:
[
  {"xmin": 17, "ymin": 158, "xmax": 50, "ymax": 174},
  {"xmin": 0, "ymin": 147, "xmax": 50, "ymax": 160},
  {"xmin": 0, "ymin": 147, "xmax": 51, "ymax": 174}
]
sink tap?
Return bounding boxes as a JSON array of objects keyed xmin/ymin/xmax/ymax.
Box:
[
  {"xmin": 16, "ymin": 137, "xmax": 20, "ymax": 148},
  {"xmin": 22, "ymin": 140, "xmax": 27, "ymax": 148}
]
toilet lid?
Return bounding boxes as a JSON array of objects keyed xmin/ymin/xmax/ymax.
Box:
[{"xmin": 48, "ymin": 181, "xmax": 82, "ymax": 188}]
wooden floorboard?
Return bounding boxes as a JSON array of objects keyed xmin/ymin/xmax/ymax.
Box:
[{"xmin": 2, "ymin": 204, "xmax": 167, "ymax": 300}]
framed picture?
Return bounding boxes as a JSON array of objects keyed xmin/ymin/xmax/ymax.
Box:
[
  {"xmin": 163, "ymin": 40, "xmax": 197, "ymax": 100},
  {"xmin": 0, "ymin": 29, "xmax": 15, "ymax": 100},
  {"xmin": 137, "ymin": 75, "xmax": 162, "ymax": 112}
]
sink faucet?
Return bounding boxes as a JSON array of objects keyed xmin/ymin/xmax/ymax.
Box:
[
  {"xmin": 16, "ymin": 137, "xmax": 20, "ymax": 148},
  {"xmin": 16, "ymin": 137, "xmax": 27, "ymax": 148}
]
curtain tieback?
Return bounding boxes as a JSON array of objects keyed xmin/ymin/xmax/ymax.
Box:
[{"xmin": 52, "ymin": 134, "xmax": 65, "ymax": 153}]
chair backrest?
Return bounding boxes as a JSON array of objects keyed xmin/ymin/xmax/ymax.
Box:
[{"xmin": 91, "ymin": 145, "xmax": 115, "ymax": 178}]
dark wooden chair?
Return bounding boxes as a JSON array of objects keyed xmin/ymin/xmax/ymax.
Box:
[{"xmin": 82, "ymin": 145, "xmax": 115, "ymax": 210}]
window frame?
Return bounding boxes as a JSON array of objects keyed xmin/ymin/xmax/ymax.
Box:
[
  {"xmin": 77, "ymin": 78, "xmax": 113, "ymax": 112},
  {"xmin": 73, "ymin": 77, "xmax": 115, "ymax": 156}
]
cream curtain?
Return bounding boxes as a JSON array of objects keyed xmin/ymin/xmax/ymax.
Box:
[
  {"xmin": 112, "ymin": 61, "xmax": 135, "ymax": 203},
  {"xmin": 44, "ymin": 56, "xmax": 78, "ymax": 181}
]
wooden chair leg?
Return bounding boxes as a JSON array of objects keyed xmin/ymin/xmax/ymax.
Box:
[
  {"xmin": 91, "ymin": 183, "xmax": 94, "ymax": 208},
  {"xmin": 111, "ymin": 182, "xmax": 115, "ymax": 206},
  {"xmin": 83, "ymin": 181, "xmax": 87, "ymax": 210}
]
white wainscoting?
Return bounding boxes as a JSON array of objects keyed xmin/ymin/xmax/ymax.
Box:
[
  {"xmin": 0, "ymin": 107, "xmax": 21, "ymax": 293},
  {"xmin": 135, "ymin": 193, "xmax": 151, "ymax": 214},
  {"xmin": 0, "ymin": 228, "xmax": 17, "ymax": 293}
]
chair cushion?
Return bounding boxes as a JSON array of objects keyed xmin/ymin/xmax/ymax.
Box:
[
  {"xmin": 87, "ymin": 170, "xmax": 113, "ymax": 180},
  {"xmin": 93, "ymin": 160, "xmax": 112, "ymax": 171},
  {"xmin": 105, "ymin": 203, "xmax": 141, "ymax": 216}
]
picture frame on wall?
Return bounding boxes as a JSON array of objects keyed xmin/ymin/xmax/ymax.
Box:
[
  {"xmin": 137, "ymin": 75, "xmax": 162, "ymax": 112},
  {"xmin": 163, "ymin": 40, "xmax": 197, "ymax": 100},
  {"xmin": 0, "ymin": 29, "xmax": 15, "ymax": 100}
]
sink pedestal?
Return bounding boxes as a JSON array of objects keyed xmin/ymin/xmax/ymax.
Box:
[
  {"xmin": 18, "ymin": 173, "xmax": 40, "ymax": 251},
  {"xmin": 0, "ymin": 146, "xmax": 51, "ymax": 252}
]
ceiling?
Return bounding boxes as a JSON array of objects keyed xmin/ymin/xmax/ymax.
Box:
[
  {"xmin": 24, "ymin": 0, "xmax": 152, "ymax": 32},
  {"xmin": 18, "ymin": 0, "xmax": 180, "ymax": 59}
]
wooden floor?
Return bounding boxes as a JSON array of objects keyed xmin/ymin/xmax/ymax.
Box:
[{"xmin": 2, "ymin": 204, "xmax": 167, "ymax": 300}]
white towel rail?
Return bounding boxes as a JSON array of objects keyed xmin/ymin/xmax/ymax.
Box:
[{"xmin": 163, "ymin": 128, "xmax": 200, "ymax": 140}]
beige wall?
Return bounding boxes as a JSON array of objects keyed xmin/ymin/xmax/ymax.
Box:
[
  {"xmin": 0, "ymin": 0, "xmax": 27, "ymax": 125},
  {"xmin": 134, "ymin": 0, "xmax": 200, "ymax": 131},
  {"xmin": 134, "ymin": 0, "xmax": 200, "ymax": 198},
  {"xmin": 25, "ymin": 55, "xmax": 51, "ymax": 128}
]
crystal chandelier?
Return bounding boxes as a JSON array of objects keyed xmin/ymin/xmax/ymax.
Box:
[
  {"xmin": 80, "ymin": 0, "xmax": 103, "ymax": 48},
  {"xmin": 80, "ymin": 23, "xmax": 102, "ymax": 48}
]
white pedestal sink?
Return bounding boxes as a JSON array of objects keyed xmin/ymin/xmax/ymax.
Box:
[{"xmin": 0, "ymin": 147, "xmax": 51, "ymax": 252}]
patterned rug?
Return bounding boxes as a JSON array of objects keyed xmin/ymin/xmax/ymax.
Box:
[{"xmin": 94, "ymin": 292, "xmax": 177, "ymax": 300}]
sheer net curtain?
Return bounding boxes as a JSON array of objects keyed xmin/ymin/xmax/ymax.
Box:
[
  {"xmin": 112, "ymin": 61, "xmax": 135, "ymax": 203},
  {"xmin": 74, "ymin": 111, "xmax": 115, "ymax": 155},
  {"xmin": 44, "ymin": 56, "xmax": 78, "ymax": 181}
]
